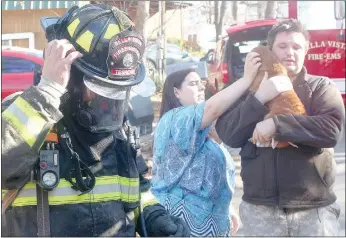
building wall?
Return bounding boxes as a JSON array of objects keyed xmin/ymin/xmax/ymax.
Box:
[{"xmin": 2, "ymin": 9, "xmax": 68, "ymax": 50}]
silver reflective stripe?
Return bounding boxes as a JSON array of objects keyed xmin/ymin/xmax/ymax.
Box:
[
  {"xmin": 6, "ymin": 103, "xmax": 29, "ymax": 125},
  {"xmin": 16, "ymin": 183, "xmax": 139, "ymax": 198},
  {"xmin": 3, "ymin": 96, "xmax": 46, "ymax": 147},
  {"xmin": 11, "ymin": 97, "xmax": 46, "ymax": 135}
]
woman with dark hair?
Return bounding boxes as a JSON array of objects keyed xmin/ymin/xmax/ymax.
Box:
[{"xmin": 151, "ymin": 53, "xmax": 264, "ymax": 236}]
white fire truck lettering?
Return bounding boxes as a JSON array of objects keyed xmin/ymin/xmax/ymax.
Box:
[
  {"xmin": 326, "ymin": 53, "xmax": 342, "ymax": 60},
  {"xmin": 307, "ymin": 53, "xmax": 323, "ymax": 60},
  {"xmin": 327, "ymin": 41, "xmax": 336, "ymax": 48},
  {"xmin": 310, "ymin": 40, "xmax": 346, "ymax": 50},
  {"xmin": 308, "ymin": 53, "xmax": 342, "ymax": 60},
  {"xmin": 327, "ymin": 41, "xmax": 345, "ymax": 49},
  {"xmin": 309, "ymin": 41, "xmax": 326, "ymax": 49},
  {"xmin": 308, "ymin": 40, "xmax": 344, "ymax": 61}
]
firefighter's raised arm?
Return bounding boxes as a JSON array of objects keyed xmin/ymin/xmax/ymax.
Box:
[{"xmin": 1, "ymin": 40, "xmax": 82, "ymax": 189}]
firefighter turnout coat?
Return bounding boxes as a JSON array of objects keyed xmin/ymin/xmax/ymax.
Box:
[{"xmin": 1, "ymin": 85, "xmax": 156, "ymax": 237}]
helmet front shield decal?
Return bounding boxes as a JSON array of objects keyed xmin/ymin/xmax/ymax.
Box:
[{"xmin": 106, "ymin": 30, "xmax": 145, "ymax": 80}]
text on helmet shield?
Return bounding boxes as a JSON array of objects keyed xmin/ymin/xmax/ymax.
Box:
[
  {"xmin": 106, "ymin": 29, "xmax": 145, "ymax": 80},
  {"xmin": 112, "ymin": 46, "xmax": 140, "ymax": 61},
  {"xmin": 112, "ymin": 36, "xmax": 143, "ymax": 47},
  {"xmin": 111, "ymin": 69, "xmax": 136, "ymax": 76}
]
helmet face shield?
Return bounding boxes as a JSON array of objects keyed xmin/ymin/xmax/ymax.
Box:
[
  {"xmin": 75, "ymin": 82, "xmax": 130, "ymax": 133},
  {"xmin": 83, "ymin": 75, "xmax": 129, "ymax": 100},
  {"xmin": 85, "ymin": 71, "xmax": 157, "ymax": 100}
]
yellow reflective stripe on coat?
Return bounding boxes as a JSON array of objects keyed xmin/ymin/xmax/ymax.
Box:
[
  {"xmin": 2, "ymin": 96, "xmax": 46, "ymax": 147},
  {"xmin": 2, "ymin": 176, "xmax": 139, "ymax": 207}
]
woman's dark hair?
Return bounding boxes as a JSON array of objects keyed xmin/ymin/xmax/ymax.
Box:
[{"xmin": 159, "ymin": 68, "xmax": 196, "ymax": 118}]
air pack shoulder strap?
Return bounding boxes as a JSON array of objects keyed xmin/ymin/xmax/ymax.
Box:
[
  {"xmin": 36, "ymin": 184, "xmax": 50, "ymax": 236},
  {"xmin": 2, "ymin": 129, "xmax": 58, "ymax": 237},
  {"xmin": 1, "ymin": 130, "xmax": 58, "ymax": 212},
  {"xmin": 36, "ymin": 128, "xmax": 59, "ymax": 237}
]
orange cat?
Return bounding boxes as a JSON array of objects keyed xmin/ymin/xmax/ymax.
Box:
[{"xmin": 249, "ymin": 45, "xmax": 306, "ymax": 148}]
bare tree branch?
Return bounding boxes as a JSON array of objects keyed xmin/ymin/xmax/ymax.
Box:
[
  {"xmin": 257, "ymin": 1, "xmax": 266, "ymax": 20},
  {"xmin": 214, "ymin": 1, "xmax": 228, "ymax": 42},
  {"xmin": 265, "ymin": 1, "xmax": 278, "ymax": 19},
  {"xmin": 232, "ymin": 1, "xmax": 238, "ymax": 22},
  {"xmin": 134, "ymin": 1, "xmax": 150, "ymax": 44},
  {"xmin": 208, "ymin": 1, "xmax": 213, "ymax": 24},
  {"xmin": 116, "ymin": 0, "xmax": 135, "ymax": 12},
  {"xmin": 220, "ymin": 1, "xmax": 227, "ymax": 23},
  {"xmin": 214, "ymin": 1, "xmax": 219, "ymax": 25}
]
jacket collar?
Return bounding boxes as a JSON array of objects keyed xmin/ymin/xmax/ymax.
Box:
[{"xmin": 293, "ymin": 66, "xmax": 308, "ymax": 85}]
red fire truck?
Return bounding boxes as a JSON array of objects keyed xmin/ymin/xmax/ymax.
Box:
[{"xmin": 206, "ymin": 1, "xmax": 345, "ymax": 104}]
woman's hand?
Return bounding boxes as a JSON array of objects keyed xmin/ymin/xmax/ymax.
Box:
[
  {"xmin": 254, "ymin": 75, "xmax": 293, "ymax": 105},
  {"xmin": 243, "ymin": 52, "xmax": 262, "ymax": 84},
  {"xmin": 201, "ymin": 53, "xmax": 262, "ymax": 129}
]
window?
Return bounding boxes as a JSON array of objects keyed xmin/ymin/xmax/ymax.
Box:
[
  {"xmin": 2, "ymin": 56, "xmax": 37, "ymax": 73},
  {"xmin": 231, "ymin": 40, "xmax": 263, "ymax": 79},
  {"xmin": 2, "ymin": 40, "xmax": 12, "ymax": 46},
  {"xmin": 2, "ymin": 32, "xmax": 35, "ymax": 49},
  {"xmin": 233, "ymin": 40, "xmax": 262, "ymax": 54}
]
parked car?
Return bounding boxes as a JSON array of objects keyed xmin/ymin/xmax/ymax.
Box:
[
  {"xmin": 2, "ymin": 46, "xmax": 44, "ymax": 100},
  {"xmin": 144, "ymin": 43, "xmax": 200, "ymax": 79}
]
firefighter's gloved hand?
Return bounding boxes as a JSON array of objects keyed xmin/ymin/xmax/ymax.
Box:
[{"xmin": 142, "ymin": 204, "xmax": 190, "ymax": 237}]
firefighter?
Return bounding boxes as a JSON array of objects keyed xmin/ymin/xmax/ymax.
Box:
[{"xmin": 1, "ymin": 4, "xmax": 190, "ymax": 237}]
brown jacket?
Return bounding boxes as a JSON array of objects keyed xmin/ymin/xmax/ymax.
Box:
[{"xmin": 215, "ymin": 67, "xmax": 345, "ymax": 208}]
